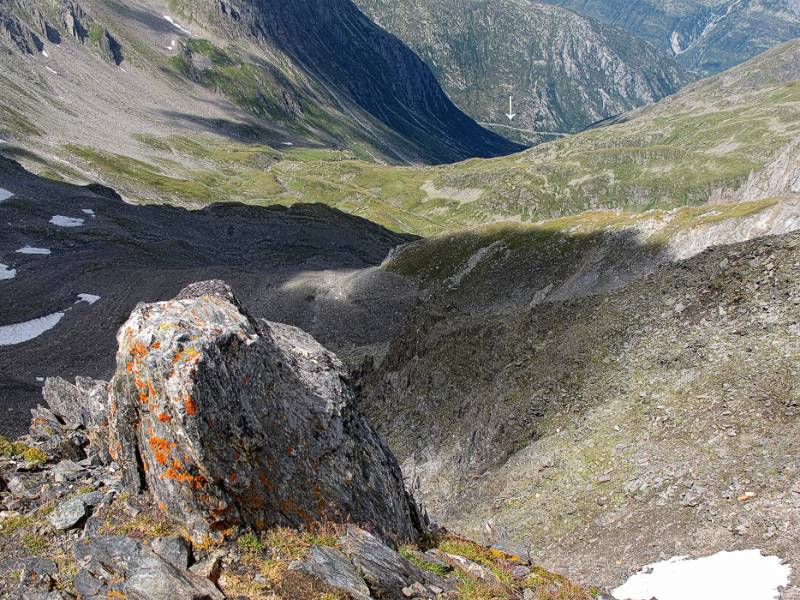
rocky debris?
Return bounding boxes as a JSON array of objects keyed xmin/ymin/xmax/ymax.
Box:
[
  {"xmin": 109, "ymin": 280, "xmax": 423, "ymax": 543},
  {"xmin": 32, "ymin": 8, "xmax": 61, "ymax": 44},
  {"xmin": 61, "ymin": 1, "xmax": 88, "ymax": 42},
  {"xmin": 74, "ymin": 535, "xmax": 224, "ymax": 600},
  {"xmin": 290, "ymin": 544, "xmax": 373, "ymax": 600},
  {"xmin": 0, "ymin": 14, "xmax": 43, "ymax": 54},
  {"xmin": 35, "ymin": 377, "xmax": 111, "ymax": 464},
  {"xmin": 338, "ymin": 526, "xmax": 454, "ymax": 599},
  {"xmin": 97, "ymin": 28, "xmax": 123, "ymax": 65}
]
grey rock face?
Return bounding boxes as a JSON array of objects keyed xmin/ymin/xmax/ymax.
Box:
[
  {"xmin": 48, "ymin": 497, "xmax": 88, "ymax": 530},
  {"xmin": 0, "ymin": 14, "xmax": 43, "ymax": 54},
  {"xmin": 73, "ymin": 536, "xmax": 223, "ymax": 600},
  {"xmin": 290, "ymin": 545, "xmax": 373, "ymax": 600},
  {"xmin": 41, "ymin": 377, "xmax": 111, "ymax": 463},
  {"xmin": 109, "ymin": 281, "xmax": 423, "ymax": 543},
  {"xmin": 151, "ymin": 536, "xmax": 191, "ymax": 570},
  {"xmin": 339, "ymin": 526, "xmax": 452, "ymax": 599}
]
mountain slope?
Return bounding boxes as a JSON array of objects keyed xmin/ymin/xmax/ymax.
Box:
[
  {"xmin": 0, "ymin": 0, "xmax": 519, "ymax": 167},
  {"xmin": 353, "ymin": 0, "xmax": 688, "ymax": 141},
  {"xmin": 361, "ymin": 202, "xmax": 800, "ymax": 593},
  {"xmin": 541, "ymin": 0, "xmax": 800, "ymax": 76},
  {"xmin": 4, "ymin": 39, "xmax": 796, "ymax": 237}
]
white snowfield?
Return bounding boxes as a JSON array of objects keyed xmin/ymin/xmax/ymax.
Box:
[
  {"xmin": 0, "ymin": 187, "xmax": 13, "ymax": 202},
  {"xmin": 0, "ymin": 312, "xmax": 65, "ymax": 346},
  {"xmin": 613, "ymin": 549, "xmax": 791, "ymax": 600},
  {"xmin": 0, "ymin": 263, "xmax": 16, "ymax": 280},
  {"xmin": 77, "ymin": 294, "xmax": 101, "ymax": 305},
  {"xmin": 163, "ymin": 15, "xmax": 191, "ymax": 35},
  {"xmin": 50, "ymin": 215, "xmax": 84, "ymax": 227},
  {"xmin": 16, "ymin": 246, "xmax": 51, "ymax": 255}
]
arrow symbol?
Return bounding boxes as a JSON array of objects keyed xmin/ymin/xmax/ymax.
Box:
[{"xmin": 505, "ymin": 96, "xmax": 516, "ymax": 121}]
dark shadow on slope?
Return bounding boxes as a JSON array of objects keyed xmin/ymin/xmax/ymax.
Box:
[{"xmin": 0, "ymin": 157, "xmax": 418, "ymax": 436}]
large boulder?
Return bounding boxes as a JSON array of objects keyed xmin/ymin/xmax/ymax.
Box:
[{"xmin": 108, "ymin": 281, "xmax": 423, "ymax": 543}]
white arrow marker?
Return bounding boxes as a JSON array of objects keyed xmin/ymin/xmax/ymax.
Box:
[{"xmin": 505, "ymin": 96, "xmax": 516, "ymax": 121}]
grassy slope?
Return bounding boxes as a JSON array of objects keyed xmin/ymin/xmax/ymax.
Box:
[{"xmin": 38, "ymin": 40, "xmax": 800, "ymax": 236}]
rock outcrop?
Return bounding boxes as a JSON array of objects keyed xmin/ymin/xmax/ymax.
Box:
[{"xmin": 108, "ymin": 280, "xmax": 423, "ymax": 544}]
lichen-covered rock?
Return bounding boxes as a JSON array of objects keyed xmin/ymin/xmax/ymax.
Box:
[{"xmin": 109, "ymin": 281, "xmax": 423, "ymax": 543}]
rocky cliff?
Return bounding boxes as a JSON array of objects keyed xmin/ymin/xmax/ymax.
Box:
[
  {"xmin": 0, "ymin": 0, "xmax": 518, "ymax": 170},
  {"xmin": 541, "ymin": 0, "xmax": 800, "ymax": 75},
  {"xmin": 353, "ymin": 0, "xmax": 688, "ymax": 140}
]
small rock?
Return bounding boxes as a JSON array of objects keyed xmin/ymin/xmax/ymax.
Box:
[
  {"xmin": 48, "ymin": 497, "xmax": 88, "ymax": 530},
  {"xmin": 402, "ymin": 581, "xmax": 427, "ymax": 597},
  {"xmin": 290, "ymin": 544, "xmax": 371, "ymax": 600},
  {"xmin": 52, "ymin": 459, "xmax": 87, "ymax": 483},
  {"xmin": 7, "ymin": 476, "xmax": 36, "ymax": 499},
  {"xmin": 189, "ymin": 553, "xmax": 223, "ymax": 584},
  {"xmin": 738, "ymin": 491, "xmax": 757, "ymax": 502},
  {"xmin": 511, "ymin": 565, "xmax": 531, "ymax": 578},
  {"xmin": 151, "ymin": 536, "xmax": 191, "ymax": 570}
]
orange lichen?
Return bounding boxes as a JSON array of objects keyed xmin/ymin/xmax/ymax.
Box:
[
  {"xmin": 126, "ymin": 362, "xmax": 133, "ymax": 373},
  {"xmin": 258, "ymin": 471, "xmax": 275, "ymax": 493},
  {"xmin": 151, "ymin": 341, "xmax": 161, "ymax": 350},
  {"xmin": 182, "ymin": 394, "xmax": 197, "ymax": 416},
  {"xmin": 149, "ymin": 437, "xmax": 171, "ymax": 465},
  {"xmin": 130, "ymin": 343, "xmax": 149, "ymax": 359},
  {"xmin": 158, "ymin": 412, "xmax": 171, "ymax": 423},
  {"xmin": 287, "ymin": 446, "xmax": 295, "ymax": 456}
]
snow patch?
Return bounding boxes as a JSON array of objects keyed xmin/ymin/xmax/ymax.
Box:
[
  {"xmin": 35, "ymin": 377, "xmax": 44, "ymax": 383},
  {"xmin": 81, "ymin": 208, "xmax": 95, "ymax": 217},
  {"xmin": 45, "ymin": 66, "xmax": 58, "ymax": 75},
  {"xmin": 670, "ymin": 31, "xmax": 686, "ymax": 55},
  {"xmin": 167, "ymin": 39, "xmax": 177, "ymax": 51},
  {"xmin": 76, "ymin": 293, "xmax": 101, "ymax": 305},
  {"xmin": 163, "ymin": 15, "xmax": 191, "ymax": 35},
  {"xmin": 0, "ymin": 312, "xmax": 65, "ymax": 346},
  {"xmin": 50, "ymin": 215, "xmax": 84, "ymax": 227},
  {"xmin": 0, "ymin": 263, "xmax": 16, "ymax": 280},
  {"xmin": 16, "ymin": 246, "xmax": 51, "ymax": 255},
  {"xmin": 42, "ymin": 50, "xmax": 49, "ymax": 58},
  {"xmin": 613, "ymin": 549, "xmax": 790, "ymax": 600},
  {"xmin": 0, "ymin": 188, "xmax": 13, "ymax": 202},
  {"xmin": 282, "ymin": 142, "xmax": 294, "ymax": 146}
]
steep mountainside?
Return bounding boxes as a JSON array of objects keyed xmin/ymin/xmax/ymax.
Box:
[
  {"xmin": 0, "ymin": 0, "xmax": 518, "ymax": 167},
  {"xmin": 541, "ymin": 0, "xmax": 800, "ymax": 75},
  {"xmin": 362, "ymin": 203, "xmax": 800, "ymax": 594},
  {"xmin": 353, "ymin": 0, "xmax": 688, "ymax": 141}
]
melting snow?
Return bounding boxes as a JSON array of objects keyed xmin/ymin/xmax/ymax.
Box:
[
  {"xmin": 0, "ymin": 188, "xmax": 13, "ymax": 202},
  {"xmin": 670, "ymin": 31, "xmax": 686, "ymax": 55},
  {"xmin": 0, "ymin": 312, "xmax": 65, "ymax": 346},
  {"xmin": 163, "ymin": 15, "xmax": 191, "ymax": 35},
  {"xmin": 0, "ymin": 264, "xmax": 16, "ymax": 280},
  {"xmin": 50, "ymin": 215, "xmax": 84, "ymax": 227},
  {"xmin": 76, "ymin": 294, "xmax": 101, "ymax": 305},
  {"xmin": 16, "ymin": 246, "xmax": 51, "ymax": 255},
  {"xmin": 613, "ymin": 549, "xmax": 790, "ymax": 600}
]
